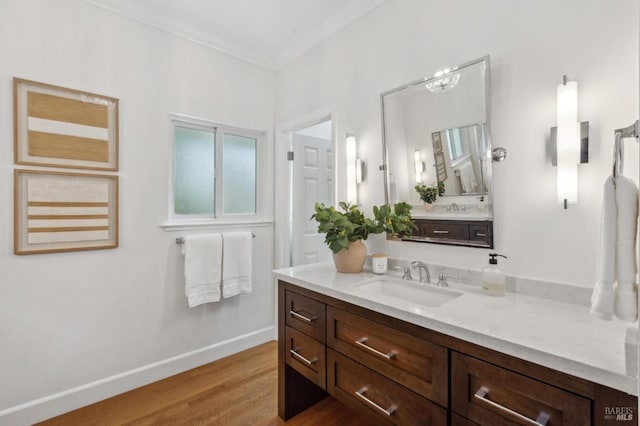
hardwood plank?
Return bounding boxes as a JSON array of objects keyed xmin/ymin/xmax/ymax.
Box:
[{"xmin": 38, "ymin": 341, "xmax": 367, "ymax": 426}]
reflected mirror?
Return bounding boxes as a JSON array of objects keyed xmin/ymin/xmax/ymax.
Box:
[{"xmin": 381, "ymin": 56, "xmax": 493, "ymax": 248}]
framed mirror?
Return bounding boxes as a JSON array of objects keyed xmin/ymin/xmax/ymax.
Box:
[{"xmin": 381, "ymin": 56, "xmax": 493, "ymax": 248}]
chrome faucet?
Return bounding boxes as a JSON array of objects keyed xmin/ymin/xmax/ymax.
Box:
[
  {"xmin": 411, "ymin": 261, "xmax": 431, "ymax": 284},
  {"xmin": 395, "ymin": 265, "xmax": 413, "ymax": 280},
  {"xmin": 446, "ymin": 203, "xmax": 459, "ymax": 212}
]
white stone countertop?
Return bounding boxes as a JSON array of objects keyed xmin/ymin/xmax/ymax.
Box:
[{"xmin": 273, "ymin": 262, "xmax": 638, "ymax": 395}]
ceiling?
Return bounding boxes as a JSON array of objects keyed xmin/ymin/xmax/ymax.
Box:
[{"xmin": 83, "ymin": 0, "xmax": 384, "ymax": 71}]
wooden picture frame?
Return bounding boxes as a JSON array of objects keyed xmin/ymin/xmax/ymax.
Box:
[
  {"xmin": 432, "ymin": 131, "xmax": 443, "ymax": 153},
  {"xmin": 14, "ymin": 170, "xmax": 119, "ymax": 255},
  {"xmin": 14, "ymin": 78, "xmax": 119, "ymax": 171},
  {"xmin": 434, "ymin": 151, "xmax": 448, "ymax": 182}
]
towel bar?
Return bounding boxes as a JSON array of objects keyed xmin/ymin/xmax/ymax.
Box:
[
  {"xmin": 176, "ymin": 234, "xmax": 255, "ymax": 245},
  {"xmin": 613, "ymin": 119, "xmax": 639, "ymax": 179}
]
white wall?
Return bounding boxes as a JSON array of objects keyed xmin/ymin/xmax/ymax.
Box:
[
  {"xmin": 276, "ymin": 0, "xmax": 639, "ymax": 287},
  {"xmin": 0, "ymin": 1, "xmax": 276, "ymax": 423}
]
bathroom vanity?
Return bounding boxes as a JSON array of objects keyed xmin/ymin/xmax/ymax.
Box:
[
  {"xmin": 407, "ymin": 219, "xmax": 493, "ymax": 248},
  {"xmin": 274, "ymin": 263, "xmax": 637, "ymax": 425}
]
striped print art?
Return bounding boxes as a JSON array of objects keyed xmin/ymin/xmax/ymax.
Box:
[
  {"xmin": 14, "ymin": 78, "xmax": 118, "ymax": 171},
  {"xmin": 14, "ymin": 170, "xmax": 118, "ymax": 254},
  {"xmin": 13, "ymin": 78, "xmax": 119, "ymax": 254}
]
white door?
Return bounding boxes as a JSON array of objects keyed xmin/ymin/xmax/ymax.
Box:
[{"xmin": 291, "ymin": 132, "xmax": 333, "ymax": 265}]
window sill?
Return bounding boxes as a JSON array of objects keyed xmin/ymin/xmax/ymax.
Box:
[{"xmin": 160, "ymin": 219, "xmax": 273, "ymax": 232}]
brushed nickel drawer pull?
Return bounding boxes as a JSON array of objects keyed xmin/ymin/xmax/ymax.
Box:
[
  {"xmin": 474, "ymin": 386, "xmax": 550, "ymax": 425},
  {"xmin": 289, "ymin": 347, "xmax": 318, "ymax": 366},
  {"xmin": 355, "ymin": 386, "xmax": 397, "ymax": 416},
  {"xmin": 355, "ymin": 337, "xmax": 396, "ymax": 360},
  {"xmin": 289, "ymin": 310, "xmax": 316, "ymax": 322},
  {"xmin": 433, "ymin": 230, "xmax": 449, "ymax": 234},
  {"xmin": 476, "ymin": 232, "xmax": 487, "ymax": 237}
]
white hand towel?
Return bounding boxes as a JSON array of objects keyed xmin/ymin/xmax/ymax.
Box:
[
  {"xmin": 591, "ymin": 176, "xmax": 639, "ymax": 322},
  {"xmin": 184, "ymin": 233, "xmax": 222, "ymax": 307},
  {"xmin": 222, "ymin": 231, "xmax": 253, "ymax": 298},
  {"xmin": 457, "ymin": 162, "xmax": 477, "ymax": 193},
  {"xmin": 613, "ymin": 176, "xmax": 638, "ymax": 322},
  {"xmin": 591, "ymin": 177, "xmax": 617, "ymax": 320}
]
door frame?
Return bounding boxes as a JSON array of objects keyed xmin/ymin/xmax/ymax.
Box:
[{"xmin": 274, "ymin": 106, "xmax": 337, "ymax": 269}]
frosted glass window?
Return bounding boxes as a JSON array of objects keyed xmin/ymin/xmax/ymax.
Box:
[
  {"xmin": 223, "ymin": 133, "xmax": 256, "ymax": 215},
  {"xmin": 173, "ymin": 126, "xmax": 215, "ymax": 216}
]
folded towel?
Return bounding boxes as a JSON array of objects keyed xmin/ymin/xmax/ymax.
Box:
[
  {"xmin": 591, "ymin": 176, "xmax": 639, "ymax": 322},
  {"xmin": 591, "ymin": 177, "xmax": 617, "ymax": 320},
  {"xmin": 613, "ymin": 176, "xmax": 638, "ymax": 321},
  {"xmin": 222, "ymin": 231, "xmax": 253, "ymax": 298},
  {"xmin": 184, "ymin": 234, "xmax": 222, "ymax": 307},
  {"xmin": 457, "ymin": 161, "xmax": 477, "ymax": 193}
]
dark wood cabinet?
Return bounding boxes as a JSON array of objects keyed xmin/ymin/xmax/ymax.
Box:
[
  {"xmin": 327, "ymin": 349, "xmax": 447, "ymax": 425},
  {"xmin": 278, "ymin": 280, "xmax": 637, "ymax": 425},
  {"xmin": 452, "ymin": 351, "xmax": 591, "ymax": 425},
  {"xmin": 327, "ymin": 306, "xmax": 447, "ymax": 406},
  {"xmin": 409, "ymin": 219, "xmax": 493, "ymax": 248}
]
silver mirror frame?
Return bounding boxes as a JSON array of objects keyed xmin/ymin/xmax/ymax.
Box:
[{"xmin": 380, "ymin": 55, "xmax": 493, "ymax": 246}]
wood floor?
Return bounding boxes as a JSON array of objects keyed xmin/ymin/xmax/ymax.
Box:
[{"xmin": 38, "ymin": 341, "xmax": 369, "ymax": 426}]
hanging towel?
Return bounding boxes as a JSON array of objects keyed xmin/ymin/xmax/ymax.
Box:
[
  {"xmin": 613, "ymin": 176, "xmax": 639, "ymax": 321},
  {"xmin": 456, "ymin": 162, "xmax": 477, "ymax": 193},
  {"xmin": 591, "ymin": 176, "xmax": 639, "ymax": 321},
  {"xmin": 183, "ymin": 233, "xmax": 222, "ymax": 307},
  {"xmin": 222, "ymin": 231, "xmax": 253, "ymax": 298}
]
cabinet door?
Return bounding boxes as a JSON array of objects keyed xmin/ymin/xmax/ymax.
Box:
[
  {"xmin": 285, "ymin": 290, "xmax": 326, "ymax": 342},
  {"xmin": 327, "ymin": 306, "xmax": 448, "ymax": 406},
  {"xmin": 452, "ymin": 352, "xmax": 591, "ymax": 425},
  {"xmin": 285, "ymin": 326, "xmax": 326, "ymax": 389},
  {"xmin": 469, "ymin": 223, "xmax": 492, "ymax": 246},
  {"xmin": 327, "ymin": 349, "xmax": 447, "ymax": 425}
]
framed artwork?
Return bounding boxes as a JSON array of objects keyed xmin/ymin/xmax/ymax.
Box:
[
  {"xmin": 432, "ymin": 131, "xmax": 443, "ymax": 153},
  {"xmin": 14, "ymin": 78, "xmax": 119, "ymax": 171},
  {"xmin": 14, "ymin": 170, "xmax": 118, "ymax": 255},
  {"xmin": 434, "ymin": 151, "xmax": 448, "ymax": 182}
]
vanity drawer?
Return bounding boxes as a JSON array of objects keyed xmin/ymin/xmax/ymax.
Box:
[
  {"xmin": 327, "ymin": 349, "xmax": 447, "ymax": 425},
  {"xmin": 285, "ymin": 290, "xmax": 326, "ymax": 342},
  {"xmin": 285, "ymin": 326, "xmax": 326, "ymax": 389},
  {"xmin": 420, "ymin": 220, "xmax": 469, "ymax": 240},
  {"xmin": 469, "ymin": 223, "xmax": 492, "ymax": 245},
  {"xmin": 452, "ymin": 352, "xmax": 591, "ymax": 425},
  {"xmin": 327, "ymin": 306, "xmax": 447, "ymax": 406}
]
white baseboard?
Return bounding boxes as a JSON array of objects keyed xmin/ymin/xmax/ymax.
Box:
[{"xmin": 0, "ymin": 326, "xmax": 275, "ymax": 426}]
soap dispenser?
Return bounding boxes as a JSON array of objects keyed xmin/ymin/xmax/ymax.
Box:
[{"xmin": 482, "ymin": 253, "xmax": 507, "ymax": 296}]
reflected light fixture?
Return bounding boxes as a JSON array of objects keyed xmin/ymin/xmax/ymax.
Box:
[
  {"xmin": 555, "ymin": 75, "xmax": 580, "ymax": 209},
  {"xmin": 346, "ymin": 134, "xmax": 357, "ymax": 203},
  {"xmin": 414, "ymin": 149, "xmax": 424, "ymax": 183},
  {"xmin": 425, "ymin": 67, "xmax": 460, "ymax": 93}
]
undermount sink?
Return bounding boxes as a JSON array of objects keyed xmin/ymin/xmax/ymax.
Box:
[{"xmin": 349, "ymin": 277, "xmax": 462, "ymax": 308}]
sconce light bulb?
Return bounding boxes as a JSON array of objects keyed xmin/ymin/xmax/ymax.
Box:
[
  {"xmin": 556, "ymin": 80, "xmax": 579, "ymax": 205},
  {"xmin": 346, "ymin": 135, "xmax": 358, "ymax": 203}
]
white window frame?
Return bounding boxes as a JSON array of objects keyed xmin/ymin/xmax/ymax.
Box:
[{"xmin": 167, "ymin": 113, "xmax": 264, "ymax": 225}]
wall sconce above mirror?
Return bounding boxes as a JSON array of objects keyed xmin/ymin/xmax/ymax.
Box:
[{"xmin": 381, "ymin": 56, "xmax": 499, "ymax": 248}]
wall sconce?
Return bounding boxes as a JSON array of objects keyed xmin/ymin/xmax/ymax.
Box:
[
  {"xmin": 414, "ymin": 149, "xmax": 424, "ymax": 182},
  {"xmin": 346, "ymin": 134, "xmax": 364, "ymax": 203},
  {"xmin": 551, "ymin": 75, "xmax": 589, "ymax": 209}
]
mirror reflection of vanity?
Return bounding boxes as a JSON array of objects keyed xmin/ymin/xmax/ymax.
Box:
[{"xmin": 381, "ymin": 56, "xmax": 494, "ymax": 248}]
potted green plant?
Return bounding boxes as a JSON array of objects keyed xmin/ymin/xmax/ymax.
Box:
[
  {"xmin": 437, "ymin": 180, "xmax": 446, "ymax": 196},
  {"xmin": 311, "ymin": 201, "xmax": 416, "ymax": 273},
  {"xmin": 415, "ymin": 183, "xmax": 438, "ymax": 208}
]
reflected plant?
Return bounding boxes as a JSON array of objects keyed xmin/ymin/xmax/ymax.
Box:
[{"xmin": 415, "ymin": 183, "xmax": 438, "ymax": 204}]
